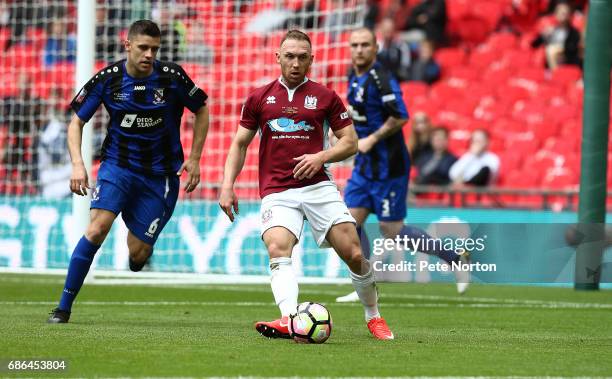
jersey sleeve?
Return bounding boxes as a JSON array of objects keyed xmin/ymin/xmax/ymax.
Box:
[
  {"xmin": 70, "ymin": 76, "xmax": 104, "ymax": 122},
  {"xmin": 372, "ymin": 68, "xmax": 409, "ymax": 120},
  {"xmin": 174, "ymin": 64, "xmax": 208, "ymax": 113},
  {"xmin": 326, "ymin": 91, "xmax": 353, "ymax": 131},
  {"xmin": 239, "ymin": 92, "xmax": 260, "ymax": 130}
]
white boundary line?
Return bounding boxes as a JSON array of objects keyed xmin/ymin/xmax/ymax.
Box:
[
  {"xmin": 1, "ymin": 300, "xmax": 611, "ymax": 310},
  {"xmin": 0, "ymin": 267, "xmax": 350, "ymax": 284},
  {"xmin": 1, "ymin": 272, "xmax": 611, "ymax": 309},
  {"xmin": 152, "ymin": 377, "xmax": 612, "ymax": 379}
]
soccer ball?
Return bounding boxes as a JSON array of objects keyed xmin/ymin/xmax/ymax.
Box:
[{"xmin": 289, "ymin": 302, "xmax": 332, "ymax": 344}]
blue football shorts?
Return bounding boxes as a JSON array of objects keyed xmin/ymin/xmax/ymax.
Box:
[
  {"xmin": 90, "ymin": 161, "xmax": 179, "ymax": 245},
  {"xmin": 344, "ymin": 171, "xmax": 408, "ymax": 222}
]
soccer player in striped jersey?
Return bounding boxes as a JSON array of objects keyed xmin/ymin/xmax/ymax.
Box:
[
  {"xmin": 47, "ymin": 20, "xmax": 209, "ymax": 323},
  {"xmin": 336, "ymin": 28, "xmax": 469, "ymax": 303}
]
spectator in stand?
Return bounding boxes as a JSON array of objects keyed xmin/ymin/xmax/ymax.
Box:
[
  {"xmin": 154, "ymin": 7, "xmax": 186, "ymax": 62},
  {"xmin": 363, "ymin": 0, "xmax": 380, "ymax": 30},
  {"xmin": 407, "ymin": 111, "xmax": 433, "ymax": 162},
  {"xmin": 531, "ymin": 0, "xmax": 582, "ymax": 69},
  {"xmin": 38, "ymin": 87, "xmax": 72, "ymax": 198},
  {"xmin": 43, "ymin": 19, "xmax": 76, "ymax": 68},
  {"xmin": 4, "ymin": 0, "xmax": 44, "ymax": 50},
  {"xmin": 449, "ymin": 129, "xmax": 500, "ymax": 187},
  {"xmin": 323, "ymin": 0, "xmax": 360, "ymax": 41},
  {"xmin": 408, "ymin": 39, "xmax": 440, "ymax": 84},
  {"xmin": 547, "ymin": 0, "xmax": 586, "ymax": 14},
  {"xmin": 376, "ymin": 17, "xmax": 412, "ymax": 82},
  {"xmin": 403, "ymin": 0, "xmax": 447, "ymax": 46},
  {"xmin": 95, "ymin": 5, "xmax": 120, "ymax": 62},
  {"xmin": 285, "ymin": 0, "xmax": 321, "ymax": 29},
  {"xmin": 414, "ymin": 127, "xmax": 456, "ymax": 185},
  {"xmin": 0, "ymin": 73, "xmax": 44, "ymax": 194}
]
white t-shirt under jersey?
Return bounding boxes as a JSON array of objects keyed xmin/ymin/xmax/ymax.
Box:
[{"xmin": 449, "ymin": 151, "xmax": 500, "ymax": 184}]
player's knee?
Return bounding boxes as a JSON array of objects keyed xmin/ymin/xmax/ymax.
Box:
[
  {"xmin": 343, "ymin": 239, "xmax": 364, "ymax": 267},
  {"xmin": 85, "ymin": 223, "xmax": 111, "ymax": 245},
  {"xmin": 267, "ymin": 241, "xmax": 292, "ymax": 259},
  {"xmin": 129, "ymin": 246, "xmax": 152, "ymax": 264},
  {"xmin": 379, "ymin": 222, "xmax": 402, "ymax": 239}
]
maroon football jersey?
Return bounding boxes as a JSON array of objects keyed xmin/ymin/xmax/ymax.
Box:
[{"xmin": 240, "ymin": 78, "xmax": 352, "ymax": 198}]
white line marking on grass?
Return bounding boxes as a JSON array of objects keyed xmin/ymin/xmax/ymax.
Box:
[
  {"xmin": 2, "ymin": 276, "xmax": 611, "ymax": 310},
  {"xmin": 140, "ymin": 285, "xmax": 612, "ymax": 310},
  {"xmin": 1, "ymin": 300, "xmax": 611, "ymax": 310},
  {"xmin": 97, "ymin": 376, "xmax": 612, "ymax": 379}
]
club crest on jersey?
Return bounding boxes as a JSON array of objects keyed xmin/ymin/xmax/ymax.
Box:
[
  {"xmin": 304, "ymin": 95, "xmax": 317, "ymax": 109},
  {"xmin": 267, "ymin": 117, "xmax": 313, "ymax": 133},
  {"xmin": 153, "ymin": 88, "xmax": 165, "ymax": 105},
  {"xmin": 355, "ymin": 87, "xmax": 364, "ymax": 103},
  {"xmin": 262, "ymin": 209, "xmax": 272, "ymax": 224}
]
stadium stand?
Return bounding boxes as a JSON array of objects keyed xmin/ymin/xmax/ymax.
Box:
[{"xmin": 0, "ymin": 0, "xmax": 609, "ymax": 212}]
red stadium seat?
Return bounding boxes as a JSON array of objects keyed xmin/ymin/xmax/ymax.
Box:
[
  {"xmin": 541, "ymin": 168, "xmax": 577, "ymax": 189},
  {"xmin": 485, "ymin": 32, "xmax": 518, "ymax": 51},
  {"xmin": 448, "ymin": 15, "xmax": 491, "ymax": 46},
  {"xmin": 497, "ymin": 152, "xmax": 523, "ymax": 172},
  {"xmin": 444, "ymin": 97, "xmax": 478, "ymax": 117},
  {"xmin": 434, "ymin": 47, "xmax": 467, "ymax": 70},
  {"xmin": 446, "ymin": 0, "xmax": 471, "ymax": 20},
  {"xmin": 468, "ymin": 46, "xmax": 500, "ymax": 70},
  {"xmin": 429, "ymin": 81, "xmax": 463, "ymax": 102},
  {"xmin": 497, "ymin": 84, "xmax": 530, "ymax": 103},
  {"xmin": 446, "ymin": 66, "xmax": 480, "ymax": 82},
  {"xmin": 400, "ymin": 82, "xmax": 428, "ymax": 98},
  {"xmin": 551, "ymin": 65, "xmax": 583, "ymax": 86},
  {"xmin": 504, "ymin": 169, "xmax": 540, "ymax": 188},
  {"xmin": 471, "ymin": 1, "xmax": 505, "ymax": 30},
  {"xmin": 514, "ymin": 67, "xmax": 546, "ymax": 82},
  {"xmin": 481, "ymin": 66, "xmax": 514, "ymax": 85},
  {"xmin": 25, "ymin": 27, "xmax": 46, "ymax": 50},
  {"xmin": 0, "ymin": 27, "xmax": 10, "ymax": 51}
]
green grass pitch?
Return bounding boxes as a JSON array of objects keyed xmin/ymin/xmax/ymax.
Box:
[{"xmin": 0, "ymin": 273, "xmax": 611, "ymax": 377}]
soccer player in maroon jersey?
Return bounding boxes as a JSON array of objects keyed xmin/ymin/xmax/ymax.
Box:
[{"xmin": 219, "ymin": 30, "xmax": 394, "ymax": 340}]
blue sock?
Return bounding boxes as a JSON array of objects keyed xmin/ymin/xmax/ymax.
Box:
[
  {"xmin": 58, "ymin": 236, "xmax": 100, "ymax": 312},
  {"xmin": 357, "ymin": 226, "xmax": 371, "ymax": 260},
  {"xmin": 400, "ymin": 225, "xmax": 459, "ymax": 264}
]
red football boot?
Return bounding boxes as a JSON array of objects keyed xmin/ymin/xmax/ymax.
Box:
[
  {"xmin": 367, "ymin": 317, "xmax": 394, "ymax": 340},
  {"xmin": 254, "ymin": 316, "xmax": 291, "ymax": 339}
]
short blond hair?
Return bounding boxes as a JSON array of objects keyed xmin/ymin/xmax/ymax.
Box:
[{"xmin": 280, "ymin": 29, "xmax": 312, "ymax": 48}]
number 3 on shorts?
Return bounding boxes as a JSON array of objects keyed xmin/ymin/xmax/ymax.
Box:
[{"xmin": 381, "ymin": 199, "xmax": 390, "ymax": 218}]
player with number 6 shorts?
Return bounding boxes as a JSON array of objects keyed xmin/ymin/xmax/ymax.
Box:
[{"xmin": 47, "ymin": 20, "xmax": 209, "ymax": 324}]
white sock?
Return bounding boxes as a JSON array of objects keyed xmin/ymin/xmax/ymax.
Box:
[
  {"xmin": 350, "ymin": 263, "xmax": 381, "ymax": 322},
  {"xmin": 270, "ymin": 257, "xmax": 298, "ymax": 317}
]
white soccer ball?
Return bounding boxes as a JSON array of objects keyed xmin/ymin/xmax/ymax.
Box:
[{"xmin": 288, "ymin": 302, "xmax": 332, "ymax": 344}]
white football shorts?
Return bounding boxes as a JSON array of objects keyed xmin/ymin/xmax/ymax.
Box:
[{"xmin": 260, "ymin": 181, "xmax": 356, "ymax": 248}]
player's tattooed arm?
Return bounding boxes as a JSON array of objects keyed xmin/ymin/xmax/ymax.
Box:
[
  {"xmin": 67, "ymin": 114, "xmax": 90, "ymax": 196},
  {"xmin": 293, "ymin": 124, "xmax": 358, "ymax": 180},
  {"xmin": 178, "ymin": 105, "xmax": 209, "ymax": 193},
  {"xmin": 358, "ymin": 116, "xmax": 407, "ymax": 154},
  {"xmin": 219, "ymin": 126, "xmax": 257, "ymax": 221}
]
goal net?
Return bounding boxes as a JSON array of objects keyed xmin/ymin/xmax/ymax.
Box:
[{"xmin": 0, "ymin": 0, "xmax": 366, "ymax": 281}]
